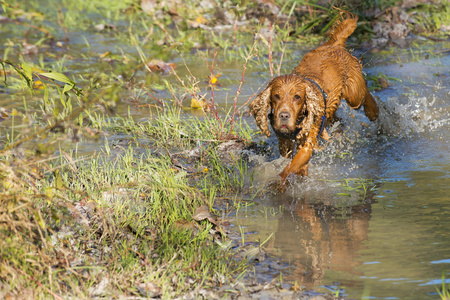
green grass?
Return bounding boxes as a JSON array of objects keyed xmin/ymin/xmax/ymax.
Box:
[
  {"xmin": 437, "ymin": 270, "xmax": 450, "ymax": 300},
  {"xmin": 0, "ymin": 50, "xmax": 254, "ymax": 298},
  {"xmin": 0, "ymin": 108, "xmax": 254, "ymax": 298}
]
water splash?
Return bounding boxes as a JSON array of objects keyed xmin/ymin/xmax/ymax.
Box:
[{"xmin": 377, "ymin": 94, "xmax": 449, "ymax": 136}]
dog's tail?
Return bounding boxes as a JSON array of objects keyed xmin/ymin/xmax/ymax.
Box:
[{"xmin": 323, "ymin": 15, "xmax": 358, "ymax": 47}]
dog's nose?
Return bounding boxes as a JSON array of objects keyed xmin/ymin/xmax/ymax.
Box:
[{"xmin": 279, "ymin": 111, "xmax": 291, "ymax": 120}]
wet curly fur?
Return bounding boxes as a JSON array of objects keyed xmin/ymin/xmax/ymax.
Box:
[{"xmin": 249, "ymin": 14, "xmax": 379, "ymax": 183}]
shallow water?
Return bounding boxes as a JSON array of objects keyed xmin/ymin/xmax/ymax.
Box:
[
  {"xmin": 238, "ymin": 54, "xmax": 450, "ymax": 299},
  {"xmin": 1, "ymin": 8, "xmax": 449, "ymax": 298}
]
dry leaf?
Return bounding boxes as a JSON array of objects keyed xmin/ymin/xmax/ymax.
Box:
[
  {"xmin": 137, "ymin": 282, "xmax": 161, "ymax": 298},
  {"xmin": 192, "ymin": 204, "xmax": 217, "ymax": 225},
  {"xmin": 243, "ymin": 246, "xmax": 265, "ymax": 262},
  {"xmin": 0, "ymin": 108, "xmax": 11, "ymax": 122},
  {"xmin": 378, "ymin": 77, "xmax": 392, "ymax": 89},
  {"xmin": 141, "ymin": 0, "xmax": 157, "ymax": 14},
  {"xmin": 147, "ymin": 59, "xmax": 177, "ymax": 73},
  {"xmin": 173, "ymin": 219, "xmax": 197, "ymax": 230},
  {"xmin": 99, "ymin": 51, "xmax": 111, "ymax": 59},
  {"xmin": 94, "ymin": 24, "xmax": 116, "ymax": 32}
]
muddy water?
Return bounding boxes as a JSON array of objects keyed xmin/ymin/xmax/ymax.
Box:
[{"xmin": 238, "ymin": 53, "xmax": 450, "ymax": 299}]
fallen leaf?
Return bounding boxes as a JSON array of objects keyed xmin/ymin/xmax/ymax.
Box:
[
  {"xmin": 243, "ymin": 245, "xmax": 265, "ymax": 261},
  {"xmin": 378, "ymin": 77, "xmax": 392, "ymax": 89},
  {"xmin": 290, "ymin": 281, "xmax": 303, "ymax": 291},
  {"xmin": 136, "ymin": 282, "xmax": 161, "ymax": 298},
  {"xmin": 88, "ymin": 277, "xmax": 110, "ymax": 297},
  {"xmin": 0, "ymin": 69, "xmax": 11, "ymax": 76},
  {"xmin": 192, "ymin": 204, "xmax": 217, "ymax": 225},
  {"xmin": 195, "ymin": 15, "xmax": 208, "ymax": 24},
  {"xmin": 33, "ymin": 80, "xmax": 44, "ymax": 90},
  {"xmin": 0, "ymin": 108, "xmax": 11, "ymax": 122},
  {"xmin": 190, "ymin": 98, "xmax": 204, "ymax": 109},
  {"xmin": 173, "ymin": 219, "xmax": 197, "ymax": 230},
  {"xmin": 141, "ymin": 0, "xmax": 157, "ymax": 14},
  {"xmin": 22, "ymin": 43, "xmax": 38, "ymax": 55},
  {"xmin": 147, "ymin": 59, "xmax": 177, "ymax": 73},
  {"xmin": 10, "ymin": 108, "xmax": 20, "ymax": 116},
  {"xmin": 99, "ymin": 51, "xmax": 111, "ymax": 59},
  {"xmin": 94, "ymin": 24, "xmax": 116, "ymax": 32}
]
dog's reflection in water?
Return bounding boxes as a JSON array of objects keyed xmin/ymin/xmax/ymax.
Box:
[{"xmin": 271, "ymin": 194, "xmax": 375, "ymax": 288}]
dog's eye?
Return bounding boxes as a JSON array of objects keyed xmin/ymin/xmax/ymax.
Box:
[
  {"xmin": 273, "ymin": 94, "xmax": 280, "ymax": 101},
  {"xmin": 294, "ymin": 95, "xmax": 301, "ymax": 101}
]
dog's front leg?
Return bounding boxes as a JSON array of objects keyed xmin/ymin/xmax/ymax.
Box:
[
  {"xmin": 279, "ymin": 142, "xmax": 314, "ymax": 184},
  {"xmin": 278, "ymin": 118, "xmax": 321, "ymax": 184}
]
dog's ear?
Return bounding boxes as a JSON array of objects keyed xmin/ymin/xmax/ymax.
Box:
[
  {"xmin": 249, "ymin": 82, "xmax": 272, "ymax": 137},
  {"xmin": 296, "ymin": 83, "xmax": 326, "ymax": 141}
]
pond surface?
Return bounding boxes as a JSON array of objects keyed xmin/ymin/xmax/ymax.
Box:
[
  {"xmin": 238, "ymin": 52, "xmax": 450, "ymax": 299},
  {"xmin": 1, "ymin": 8, "xmax": 449, "ymax": 298}
]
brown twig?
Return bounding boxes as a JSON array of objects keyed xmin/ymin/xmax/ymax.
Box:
[
  {"xmin": 11, "ymin": 19, "xmax": 54, "ymax": 38},
  {"xmin": 238, "ymin": 82, "xmax": 265, "ymax": 112},
  {"xmin": 203, "ymin": 52, "xmax": 229, "ymax": 139},
  {"xmin": 134, "ymin": 43, "xmax": 154, "ymax": 74},
  {"xmin": 268, "ymin": 21, "xmax": 274, "ymax": 78},
  {"xmin": 229, "ymin": 37, "xmax": 259, "ymax": 135},
  {"xmin": 154, "ymin": 21, "xmax": 175, "ymax": 44},
  {"xmin": 57, "ymin": 8, "xmax": 69, "ymax": 41},
  {"xmin": 233, "ymin": 18, "xmax": 238, "ymax": 45},
  {"xmin": 169, "ymin": 56, "xmax": 202, "ymax": 107},
  {"xmin": 206, "ymin": 52, "xmax": 221, "ymax": 122},
  {"xmin": 277, "ymin": 41, "xmax": 288, "ymax": 76},
  {"xmin": 141, "ymin": 84, "xmax": 165, "ymax": 106}
]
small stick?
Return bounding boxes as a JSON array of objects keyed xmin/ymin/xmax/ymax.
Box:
[
  {"xmin": 206, "ymin": 52, "xmax": 221, "ymax": 123},
  {"xmin": 277, "ymin": 41, "xmax": 288, "ymax": 77},
  {"xmin": 57, "ymin": 9, "xmax": 69, "ymax": 41},
  {"xmin": 154, "ymin": 21, "xmax": 175, "ymax": 44},
  {"xmin": 268, "ymin": 22, "xmax": 274, "ymax": 78},
  {"xmin": 229, "ymin": 38, "xmax": 259, "ymax": 134}
]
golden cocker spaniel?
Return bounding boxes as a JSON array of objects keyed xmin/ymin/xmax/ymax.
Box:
[{"xmin": 249, "ymin": 15, "xmax": 379, "ymax": 186}]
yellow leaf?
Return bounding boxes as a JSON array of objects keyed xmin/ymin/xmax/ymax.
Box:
[
  {"xmin": 33, "ymin": 80, "xmax": 44, "ymax": 89},
  {"xmin": 2, "ymin": 180, "xmax": 12, "ymax": 190},
  {"xmin": 202, "ymin": 167, "xmax": 209, "ymax": 173},
  {"xmin": 99, "ymin": 52, "xmax": 111, "ymax": 58},
  {"xmin": 11, "ymin": 108, "xmax": 19, "ymax": 116},
  {"xmin": 34, "ymin": 211, "xmax": 46, "ymax": 229},
  {"xmin": 190, "ymin": 98, "xmax": 204, "ymax": 109},
  {"xmin": 195, "ymin": 16, "xmax": 207, "ymax": 24},
  {"xmin": 31, "ymin": 67, "xmax": 45, "ymax": 73},
  {"xmin": 54, "ymin": 169, "xmax": 64, "ymax": 189}
]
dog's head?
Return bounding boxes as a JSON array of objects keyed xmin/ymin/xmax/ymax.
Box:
[{"xmin": 249, "ymin": 74, "xmax": 325, "ymax": 141}]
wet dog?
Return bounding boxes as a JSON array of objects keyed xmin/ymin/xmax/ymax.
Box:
[{"xmin": 249, "ymin": 14, "xmax": 379, "ymax": 186}]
